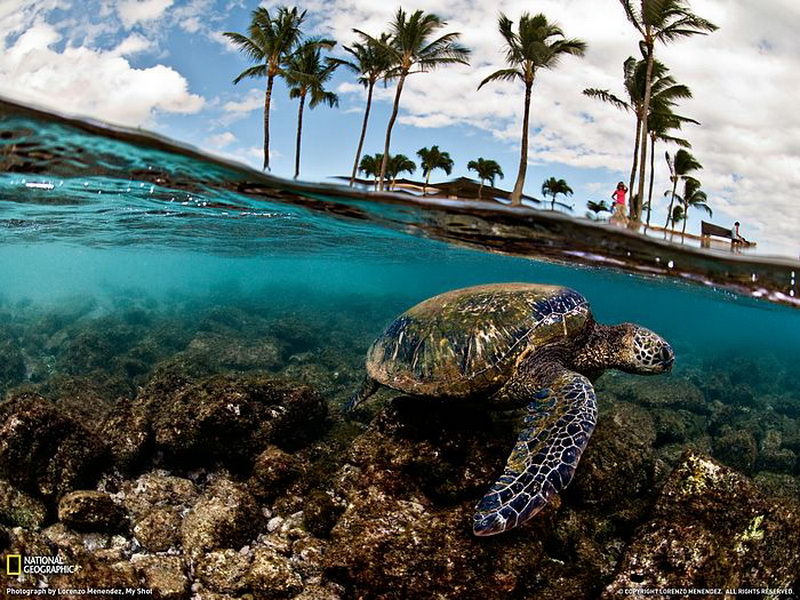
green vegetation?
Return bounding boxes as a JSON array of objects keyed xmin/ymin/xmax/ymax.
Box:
[
  {"xmin": 224, "ymin": 6, "xmax": 308, "ymax": 171},
  {"xmin": 664, "ymin": 149, "xmax": 702, "ymax": 232},
  {"xmin": 541, "ymin": 177, "xmax": 574, "ymax": 211},
  {"xmin": 617, "ymin": 0, "xmax": 718, "ymax": 227},
  {"xmin": 467, "ymin": 158, "xmax": 504, "ymax": 199},
  {"xmin": 478, "ymin": 13, "xmax": 586, "ymax": 206},
  {"xmin": 285, "ymin": 40, "xmax": 338, "ymax": 179},
  {"xmin": 417, "ymin": 146, "xmax": 454, "ymax": 193},
  {"xmin": 356, "ymin": 9, "xmax": 470, "ymax": 190},
  {"xmin": 328, "ymin": 33, "xmax": 393, "ymax": 186}
]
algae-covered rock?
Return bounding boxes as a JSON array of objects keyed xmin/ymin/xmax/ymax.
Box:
[
  {"xmin": 248, "ymin": 445, "xmax": 303, "ymax": 501},
  {"xmin": 247, "ymin": 546, "xmax": 303, "ymax": 598},
  {"xmin": 131, "ymin": 554, "xmax": 189, "ymax": 600},
  {"xmin": 182, "ymin": 476, "xmax": 262, "ymax": 557},
  {"xmin": 0, "ymin": 325, "xmax": 25, "ymax": 391},
  {"xmin": 57, "ymin": 490, "xmax": 128, "ymax": 533},
  {"xmin": 609, "ymin": 376, "xmax": 708, "ymax": 414},
  {"xmin": 0, "ymin": 392, "xmax": 107, "ymax": 498},
  {"xmin": 603, "ymin": 451, "xmax": 800, "ymax": 597},
  {"xmin": 0, "ymin": 479, "xmax": 47, "ymax": 528},
  {"xmin": 133, "ymin": 507, "xmax": 183, "ymax": 553},
  {"xmin": 195, "ymin": 548, "xmax": 252, "ymax": 595},
  {"xmin": 104, "ymin": 373, "xmax": 327, "ymax": 471}
]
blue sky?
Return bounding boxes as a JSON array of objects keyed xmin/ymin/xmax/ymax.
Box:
[{"xmin": 2, "ymin": 0, "xmax": 799, "ymax": 256}]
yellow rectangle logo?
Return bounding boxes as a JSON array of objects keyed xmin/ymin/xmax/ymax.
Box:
[{"xmin": 6, "ymin": 554, "xmax": 21, "ymax": 575}]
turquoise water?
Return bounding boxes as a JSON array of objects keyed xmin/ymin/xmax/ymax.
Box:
[{"xmin": 0, "ymin": 94, "xmax": 798, "ymax": 416}]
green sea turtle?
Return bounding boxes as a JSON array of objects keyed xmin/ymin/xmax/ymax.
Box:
[{"xmin": 348, "ymin": 283, "xmax": 674, "ymax": 536}]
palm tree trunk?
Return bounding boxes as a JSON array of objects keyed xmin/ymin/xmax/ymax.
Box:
[
  {"xmin": 294, "ymin": 94, "xmax": 305, "ymax": 180},
  {"xmin": 379, "ymin": 73, "xmax": 407, "ymax": 191},
  {"xmin": 478, "ymin": 180, "xmax": 484, "ymax": 199},
  {"xmin": 664, "ymin": 177, "xmax": 679, "ymax": 234},
  {"xmin": 632, "ymin": 42, "xmax": 655, "ymax": 228},
  {"xmin": 350, "ymin": 82, "xmax": 374, "ymax": 186},
  {"xmin": 645, "ymin": 133, "xmax": 656, "ymax": 229},
  {"xmin": 263, "ymin": 75, "xmax": 275, "ymax": 171},
  {"xmin": 424, "ymin": 170, "xmax": 431, "ymax": 195},
  {"xmin": 681, "ymin": 202, "xmax": 688, "ymax": 242},
  {"xmin": 628, "ymin": 114, "xmax": 642, "ymax": 209},
  {"xmin": 511, "ymin": 82, "xmax": 532, "ymax": 206}
]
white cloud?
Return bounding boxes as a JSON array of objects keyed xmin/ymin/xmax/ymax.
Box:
[
  {"xmin": 0, "ymin": 21, "xmax": 204, "ymax": 126},
  {"xmin": 206, "ymin": 131, "xmax": 236, "ymax": 147},
  {"xmin": 117, "ymin": 0, "xmax": 175, "ymax": 29}
]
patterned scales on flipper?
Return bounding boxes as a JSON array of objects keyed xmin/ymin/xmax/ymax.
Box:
[{"xmin": 473, "ymin": 368, "xmax": 597, "ymax": 536}]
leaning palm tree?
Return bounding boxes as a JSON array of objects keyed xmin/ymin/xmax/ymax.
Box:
[
  {"xmin": 416, "ymin": 145, "xmax": 454, "ymax": 194},
  {"xmin": 480, "ymin": 13, "xmax": 586, "ymax": 205},
  {"xmin": 329, "ymin": 33, "xmax": 393, "ymax": 186},
  {"xmin": 224, "ymin": 6, "xmax": 307, "ymax": 171},
  {"xmin": 679, "ymin": 176, "xmax": 711, "ymax": 240},
  {"xmin": 386, "ymin": 153, "xmax": 417, "ymax": 190},
  {"xmin": 357, "ymin": 9, "xmax": 470, "ymax": 190},
  {"xmin": 358, "ymin": 153, "xmax": 382, "ymax": 189},
  {"xmin": 467, "ymin": 158, "xmax": 504, "ymax": 199},
  {"xmin": 617, "ymin": 0, "xmax": 717, "ymax": 227},
  {"xmin": 664, "ymin": 148, "xmax": 702, "ymax": 232},
  {"xmin": 541, "ymin": 177, "xmax": 574, "ymax": 211},
  {"xmin": 285, "ymin": 41, "xmax": 339, "ymax": 179}
]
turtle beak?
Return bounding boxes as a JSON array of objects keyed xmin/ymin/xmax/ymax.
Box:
[{"xmin": 659, "ymin": 342, "xmax": 675, "ymax": 372}]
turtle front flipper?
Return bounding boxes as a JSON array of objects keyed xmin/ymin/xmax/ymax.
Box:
[{"xmin": 473, "ymin": 368, "xmax": 597, "ymax": 536}]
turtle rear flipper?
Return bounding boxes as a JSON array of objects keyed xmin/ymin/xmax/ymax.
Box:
[
  {"xmin": 345, "ymin": 376, "xmax": 380, "ymax": 412},
  {"xmin": 473, "ymin": 368, "xmax": 597, "ymax": 536}
]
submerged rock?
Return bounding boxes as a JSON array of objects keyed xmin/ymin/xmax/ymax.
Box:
[
  {"xmin": 103, "ymin": 373, "xmax": 328, "ymax": 472},
  {"xmin": 603, "ymin": 451, "xmax": 800, "ymax": 596},
  {"xmin": 0, "ymin": 392, "xmax": 107, "ymax": 499},
  {"xmin": 57, "ymin": 490, "xmax": 128, "ymax": 533},
  {"xmin": 0, "ymin": 479, "xmax": 47, "ymax": 528}
]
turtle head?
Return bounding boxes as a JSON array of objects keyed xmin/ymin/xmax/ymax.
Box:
[{"xmin": 615, "ymin": 323, "xmax": 674, "ymax": 374}]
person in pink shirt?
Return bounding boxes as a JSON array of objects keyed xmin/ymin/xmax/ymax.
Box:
[{"xmin": 610, "ymin": 181, "xmax": 627, "ymax": 224}]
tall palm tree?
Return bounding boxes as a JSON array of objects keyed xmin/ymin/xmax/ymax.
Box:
[
  {"xmin": 416, "ymin": 145, "xmax": 454, "ymax": 193},
  {"xmin": 285, "ymin": 41, "xmax": 339, "ymax": 179},
  {"xmin": 617, "ymin": 0, "xmax": 717, "ymax": 227},
  {"xmin": 329, "ymin": 33, "xmax": 393, "ymax": 186},
  {"xmin": 541, "ymin": 177, "xmax": 574, "ymax": 211},
  {"xmin": 467, "ymin": 158, "xmax": 504, "ymax": 199},
  {"xmin": 644, "ymin": 107, "xmax": 695, "ymax": 228},
  {"xmin": 224, "ymin": 6, "xmax": 307, "ymax": 171},
  {"xmin": 357, "ymin": 9, "xmax": 470, "ymax": 190},
  {"xmin": 679, "ymin": 176, "xmax": 711, "ymax": 240},
  {"xmin": 664, "ymin": 148, "xmax": 702, "ymax": 231},
  {"xmin": 387, "ymin": 153, "xmax": 417, "ymax": 189},
  {"xmin": 584, "ymin": 57, "xmax": 693, "ymax": 220},
  {"xmin": 480, "ymin": 13, "xmax": 586, "ymax": 206}
]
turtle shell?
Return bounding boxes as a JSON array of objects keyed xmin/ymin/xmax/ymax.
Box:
[{"xmin": 366, "ymin": 283, "xmax": 592, "ymax": 397}]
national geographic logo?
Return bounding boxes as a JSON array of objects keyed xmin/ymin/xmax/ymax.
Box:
[{"xmin": 6, "ymin": 555, "xmax": 79, "ymax": 575}]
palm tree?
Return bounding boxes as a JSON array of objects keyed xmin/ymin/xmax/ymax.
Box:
[
  {"xmin": 467, "ymin": 158, "xmax": 504, "ymax": 199},
  {"xmin": 587, "ymin": 199, "xmax": 612, "ymax": 219},
  {"xmin": 358, "ymin": 153, "xmax": 382, "ymax": 189},
  {"xmin": 617, "ymin": 0, "xmax": 717, "ymax": 227},
  {"xmin": 416, "ymin": 145, "xmax": 454, "ymax": 193},
  {"xmin": 285, "ymin": 41, "xmax": 339, "ymax": 179},
  {"xmin": 329, "ymin": 33, "xmax": 393, "ymax": 186},
  {"xmin": 386, "ymin": 153, "xmax": 417, "ymax": 189},
  {"xmin": 541, "ymin": 177, "xmax": 574, "ymax": 210},
  {"xmin": 664, "ymin": 148, "xmax": 702, "ymax": 232},
  {"xmin": 679, "ymin": 176, "xmax": 711, "ymax": 240},
  {"xmin": 357, "ymin": 9, "xmax": 470, "ymax": 190},
  {"xmin": 480, "ymin": 13, "xmax": 586, "ymax": 206},
  {"xmin": 224, "ymin": 6, "xmax": 307, "ymax": 171},
  {"xmin": 584, "ymin": 57, "xmax": 694, "ymax": 221},
  {"xmin": 644, "ymin": 106, "xmax": 696, "ymax": 228}
]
